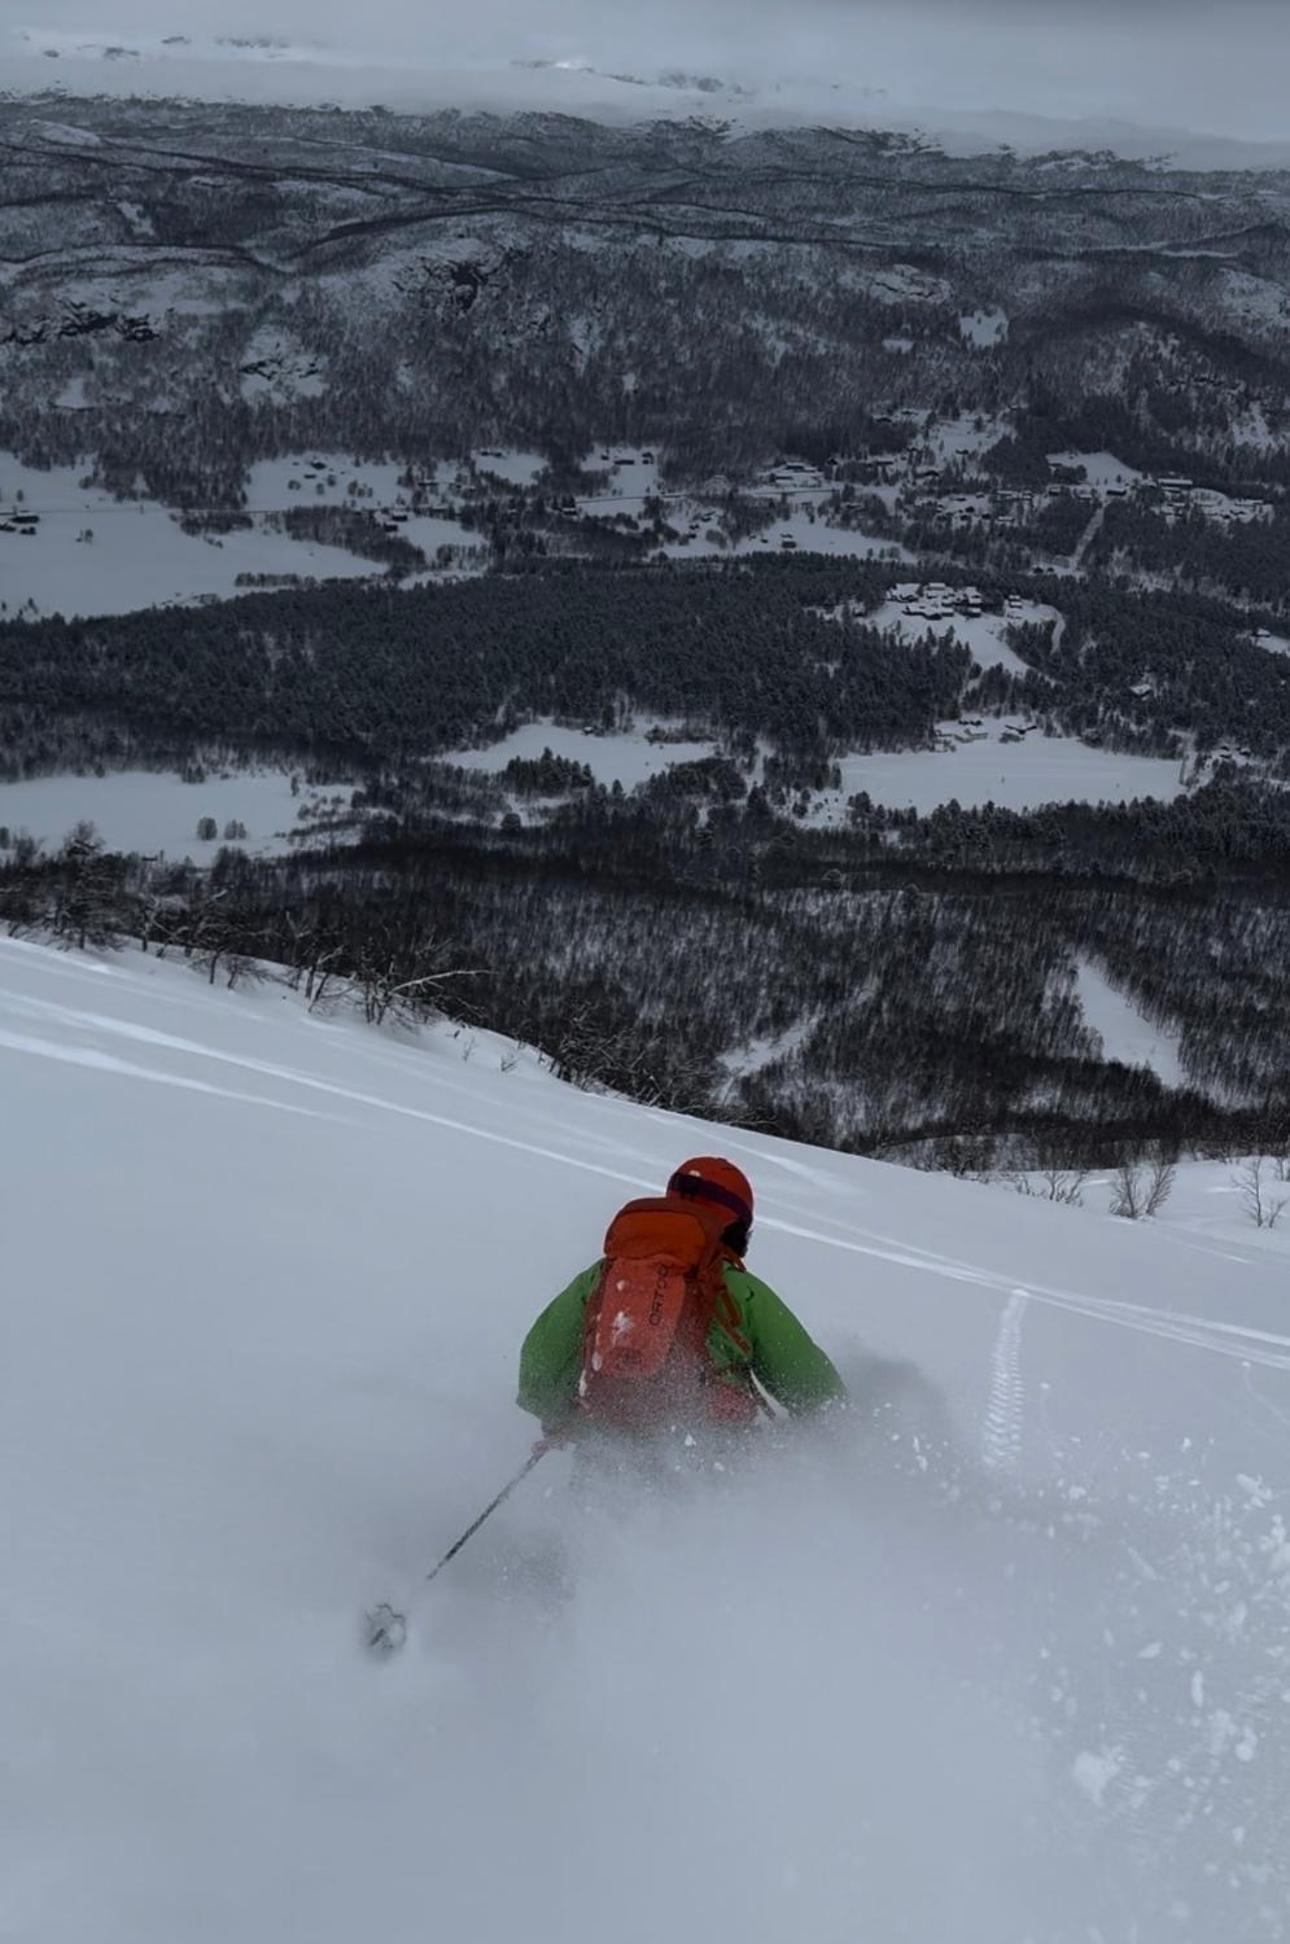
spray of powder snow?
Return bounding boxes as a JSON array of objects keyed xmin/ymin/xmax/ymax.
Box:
[
  {"xmin": 4, "ymin": 1334, "xmax": 1287, "ymax": 1942},
  {"xmin": 374, "ymin": 1433, "xmax": 1065, "ymax": 1944},
  {"xmin": 308, "ymin": 1405, "xmax": 1288, "ymax": 1944}
]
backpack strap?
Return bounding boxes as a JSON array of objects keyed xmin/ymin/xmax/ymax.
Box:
[{"xmin": 712, "ymin": 1270, "xmax": 753, "ymax": 1360}]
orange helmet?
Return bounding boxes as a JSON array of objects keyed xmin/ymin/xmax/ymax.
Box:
[{"xmin": 666, "ymin": 1156, "xmax": 754, "ymax": 1229}]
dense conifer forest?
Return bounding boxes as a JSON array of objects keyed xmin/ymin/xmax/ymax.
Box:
[{"xmin": 4, "ymin": 560, "xmax": 1289, "ymax": 779}]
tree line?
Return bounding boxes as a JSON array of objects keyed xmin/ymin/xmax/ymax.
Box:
[{"xmin": 5, "ymin": 778, "xmax": 1287, "ymax": 1172}]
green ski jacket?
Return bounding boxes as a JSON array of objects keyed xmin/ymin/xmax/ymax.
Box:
[{"xmin": 518, "ymin": 1260, "xmax": 846, "ymax": 1429}]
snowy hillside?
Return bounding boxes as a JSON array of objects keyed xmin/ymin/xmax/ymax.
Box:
[{"xmin": 3, "ymin": 936, "xmax": 1289, "ymax": 1942}]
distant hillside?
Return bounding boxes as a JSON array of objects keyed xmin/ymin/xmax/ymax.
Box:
[{"xmin": 4, "ymin": 98, "xmax": 1290, "ymax": 503}]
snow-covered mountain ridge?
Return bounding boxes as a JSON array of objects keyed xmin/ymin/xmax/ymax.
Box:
[
  {"xmin": 8, "ymin": 13, "xmax": 1290, "ymax": 170},
  {"xmin": 7, "ymin": 88, "xmax": 1290, "ymax": 556},
  {"xmin": 3, "ymin": 934, "xmax": 1288, "ymax": 1941}
]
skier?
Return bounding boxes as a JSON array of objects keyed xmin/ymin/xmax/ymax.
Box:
[{"xmin": 518, "ymin": 1156, "xmax": 846, "ymax": 1460}]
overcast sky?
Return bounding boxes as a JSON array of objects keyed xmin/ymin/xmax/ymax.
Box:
[{"xmin": 9, "ymin": 1, "xmax": 1290, "ymax": 145}]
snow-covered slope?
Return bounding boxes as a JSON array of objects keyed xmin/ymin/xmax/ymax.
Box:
[{"xmin": 3, "ymin": 937, "xmax": 1288, "ymax": 1942}]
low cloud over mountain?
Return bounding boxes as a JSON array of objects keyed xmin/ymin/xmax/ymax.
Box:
[{"xmin": 9, "ymin": 0, "xmax": 1290, "ymax": 150}]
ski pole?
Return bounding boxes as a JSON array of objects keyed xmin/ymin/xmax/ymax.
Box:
[
  {"xmin": 424, "ymin": 1445, "xmax": 549, "ymax": 1584},
  {"xmin": 366, "ymin": 1444, "xmax": 556, "ymax": 1654}
]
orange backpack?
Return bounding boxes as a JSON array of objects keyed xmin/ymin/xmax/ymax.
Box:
[{"xmin": 579, "ymin": 1196, "xmax": 756, "ymax": 1432}]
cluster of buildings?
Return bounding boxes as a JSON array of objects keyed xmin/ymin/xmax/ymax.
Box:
[
  {"xmin": 892, "ymin": 581, "xmax": 984, "ymax": 619},
  {"xmin": 762, "ymin": 461, "xmax": 828, "ymax": 491},
  {"xmin": 1157, "ymin": 480, "xmax": 1270, "ymax": 526}
]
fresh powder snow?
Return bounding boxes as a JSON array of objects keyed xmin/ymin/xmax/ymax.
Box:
[{"xmin": 2, "ymin": 936, "xmax": 1288, "ymax": 1942}]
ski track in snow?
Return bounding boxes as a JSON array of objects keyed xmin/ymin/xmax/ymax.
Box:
[
  {"xmin": 6, "ymin": 958, "xmax": 1290, "ymax": 1380},
  {"xmin": 0, "ymin": 990, "xmax": 665, "ymax": 1190},
  {"xmin": 767, "ymin": 1208, "xmax": 1290, "ymax": 1374},
  {"xmin": 0, "ymin": 1024, "xmax": 342, "ymax": 1119},
  {"xmin": 983, "ymin": 1288, "xmax": 1029, "ymax": 1474}
]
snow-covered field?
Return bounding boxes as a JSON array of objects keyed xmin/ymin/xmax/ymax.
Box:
[
  {"xmin": 736, "ymin": 514, "xmax": 908, "ymax": 560},
  {"xmin": 0, "ymin": 458, "xmax": 377, "ymax": 619},
  {"xmin": 473, "ymin": 449, "xmax": 548, "ymax": 489},
  {"xmin": 242, "ymin": 454, "xmax": 428, "ymax": 510},
  {"xmin": 661, "ymin": 510, "xmax": 909, "ymax": 562},
  {"xmin": 449, "ymin": 716, "xmax": 1188, "ymax": 817},
  {"xmin": 0, "ymin": 769, "xmax": 356, "ymax": 860},
  {"xmin": 0, "ymin": 455, "xmax": 488, "ymax": 620},
  {"xmin": 449, "ymin": 720, "xmax": 717, "ymax": 788},
  {"xmin": 1047, "ymin": 450, "xmax": 1143, "ymax": 492},
  {"xmin": 959, "ymin": 308, "xmax": 1009, "ymax": 348},
  {"xmin": 816, "ymin": 720, "xmax": 1187, "ymax": 817},
  {"xmin": 2, "ymin": 936, "xmax": 1288, "ymax": 1943},
  {"xmin": 1075, "ymin": 956, "xmax": 1188, "ymax": 1089},
  {"xmin": 241, "ymin": 454, "xmax": 487, "ymax": 571},
  {"xmin": 578, "ymin": 447, "xmax": 662, "ymax": 509},
  {"xmin": 921, "ymin": 412, "xmax": 1011, "ymax": 467}
]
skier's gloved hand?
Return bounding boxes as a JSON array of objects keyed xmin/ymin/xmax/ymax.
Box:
[
  {"xmin": 785, "ymin": 1394, "xmax": 852, "ymax": 1449},
  {"xmin": 532, "ymin": 1422, "xmax": 574, "ymax": 1458}
]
